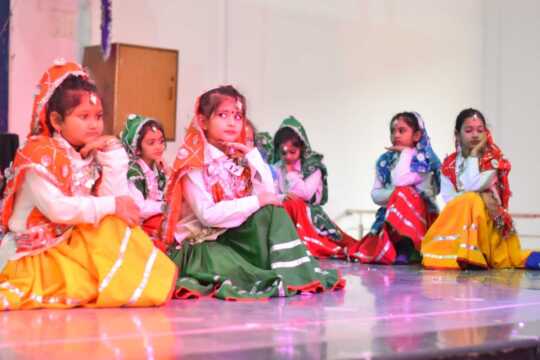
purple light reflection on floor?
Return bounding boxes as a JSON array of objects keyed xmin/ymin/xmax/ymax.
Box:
[{"xmin": 0, "ymin": 261, "xmax": 539, "ymax": 359}]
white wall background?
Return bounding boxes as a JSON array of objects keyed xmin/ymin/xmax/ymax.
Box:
[
  {"xmin": 7, "ymin": 0, "xmax": 539, "ymax": 239},
  {"xmin": 8, "ymin": 0, "xmax": 92, "ymax": 138},
  {"xmin": 482, "ymin": 0, "xmax": 540, "ymax": 243}
]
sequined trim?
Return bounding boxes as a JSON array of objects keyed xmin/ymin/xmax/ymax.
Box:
[
  {"xmin": 136, "ymin": 159, "xmax": 164, "ymax": 201},
  {"xmin": 432, "ymin": 234, "xmax": 460, "ymax": 242},
  {"xmin": 459, "ymin": 243, "xmax": 480, "ymax": 252},
  {"xmin": 386, "ymin": 206, "xmax": 422, "ymax": 240},
  {"xmin": 98, "ymin": 227, "xmax": 132, "ymax": 293},
  {"xmin": 374, "ymin": 241, "xmax": 392, "ymax": 262},
  {"xmin": 353, "ymin": 251, "xmax": 373, "ymax": 260},
  {"xmin": 32, "ymin": 70, "xmax": 88, "ymax": 135},
  {"xmin": 396, "ymin": 190, "xmax": 427, "ymax": 225},
  {"xmin": 303, "ymin": 236, "xmax": 340, "ymax": 252},
  {"xmin": 271, "ymin": 256, "xmax": 311, "ymax": 269},
  {"xmin": 0, "ymin": 281, "xmax": 82, "ymax": 308},
  {"xmin": 128, "ymin": 247, "xmax": 158, "ymax": 305},
  {"xmin": 270, "ymin": 239, "xmax": 303, "ymax": 252},
  {"xmin": 313, "ymin": 267, "xmax": 329, "ymax": 275},
  {"xmin": 130, "ymin": 119, "xmax": 154, "ymax": 154},
  {"xmin": 423, "ymin": 253, "xmax": 458, "ymax": 260}
]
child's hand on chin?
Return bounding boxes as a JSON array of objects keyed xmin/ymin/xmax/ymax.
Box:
[
  {"xmin": 224, "ymin": 142, "xmax": 250, "ymax": 156},
  {"xmin": 80, "ymin": 135, "xmax": 120, "ymax": 158},
  {"xmin": 469, "ymin": 137, "xmax": 488, "ymax": 158},
  {"xmin": 385, "ymin": 145, "xmax": 408, "ymax": 153},
  {"xmin": 158, "ymin": 159, "xmax": 172, "ymax": 177}
]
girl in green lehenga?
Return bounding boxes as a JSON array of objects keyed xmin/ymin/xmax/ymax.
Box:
[{"xmin": 161, "ymin": 86, "xmax": 345, "ymax": 300}]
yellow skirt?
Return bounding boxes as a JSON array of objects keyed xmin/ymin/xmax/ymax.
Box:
[
  {"xmin": 421, "ymin": 192, "xmax": 530, "ymax": 270},
  {"xmin": 0, "ymin": 216, "xmax": 177, "ymax": 310}
]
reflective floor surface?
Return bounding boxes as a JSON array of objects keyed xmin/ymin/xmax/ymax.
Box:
[{"xmin": 1, "ymin": 260, "xmax": 540, "ymax": 359}]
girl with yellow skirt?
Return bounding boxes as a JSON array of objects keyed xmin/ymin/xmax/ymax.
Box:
[
  {"xmin": 421, "ymin": 108, "xmax": 540, "ymax": 270},
  {"xmin": 0, "ymin": 60, "xmax": 177, "ymax": 310}
]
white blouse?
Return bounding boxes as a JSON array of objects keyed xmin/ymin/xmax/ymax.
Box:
[
  {"xmin": 274, "ymin": 160, "xmax": 323, "ymax": 204},
  {"xmin": 440, "ymin": 153, "xmax": 497, "ymax": 203},
  {"xmin": 174, "ymin": 144, "xmax": 275, "ymax": 244},
  {"xmin": 7, "ymin": 137, "xmax": 129, "ymax": 232},
  {"xmin": 371, "ymin": 148, "xmax": 435, "ymax": 206}
]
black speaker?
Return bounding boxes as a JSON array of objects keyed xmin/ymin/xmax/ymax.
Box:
[{"xmin": 0, "ymin": 133, "xmax": 19, "ymax": 196}]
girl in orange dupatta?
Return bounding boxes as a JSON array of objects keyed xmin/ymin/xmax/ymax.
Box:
[
  {"xmin": 162, "ymin": 85, "xmax": 344, "ymax": 300},
  {"xmin": 0, "ymin": 60, "xmax": 177, "ymax": 310}
]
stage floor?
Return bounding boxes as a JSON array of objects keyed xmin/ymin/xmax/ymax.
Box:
[{"xmin": 1, "ymin": 261, "xmax": 540, "ymax": 359}]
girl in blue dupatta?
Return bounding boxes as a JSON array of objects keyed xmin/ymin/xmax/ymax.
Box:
[{"xmin": 350, "ymin": 112, "xmax": 441, "ymax": 264}]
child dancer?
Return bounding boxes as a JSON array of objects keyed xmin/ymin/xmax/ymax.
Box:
[
  {"xmin": 161, "ymin": 86, "xmax": 344, "ymax": 300},
  {"xmin": 422, "ymin": 108, "xmax": 540, "ymax": 269},
  {"xmin": 121, "ymin": 114, "xmax": 168, "ymax": 250},
  {"xmin": 0, "ymin": 61, "xmax": 177, "ymax": 310},
  {"xmin": 350, "ymin": 112, "xmax": 440, "ymax": 264},
  {"xmin": 272, "ymin": 116, "xmax": 359, "ymax": 259}
]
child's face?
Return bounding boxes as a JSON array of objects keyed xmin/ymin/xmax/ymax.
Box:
[
  {"xmin": 458, "ymin": 116, "xmax": 486, "ymax": 152},
  {"xmin": 204, "ymin": 97, "xmax": 244, "ymax": 146},
  {"xmin": 391, "ymin": 117, "xmax": 421, "ymax": 148},
  {"xmin": 281, "ymin": 140, "xmax": 301, "ymax": 165},
  {"xmin": 52, "ymin": 92, "xmax": 104, "ymax": 147},
  {"xmin": 140, "ymin": 127, "xmax": 165, "ymax": 165},
  {"xmin": 245, "ymin": 126, "xmax": 255, "ymax": 148}
]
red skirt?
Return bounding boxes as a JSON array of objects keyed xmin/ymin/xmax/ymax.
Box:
[
  {"xmin": 349, "ymin": 186, "xmax": 436, "ymax": 264},
  {"xmin": 283, "ymin": 198, "xmax": 346, "ymax": 259},
  {"xmin": 141, "ymin": 214, "xmax": 167, "ymax": 252}
]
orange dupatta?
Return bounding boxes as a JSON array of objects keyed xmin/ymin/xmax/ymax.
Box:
[{"xmin": 161, "ymin": 103, "xmax": 250, "ymax": 248}]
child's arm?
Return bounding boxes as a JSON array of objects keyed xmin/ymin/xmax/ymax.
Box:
[
  {"xmin": 460, "ymin": 157, "xmax": 497, "ymax": 192},
  {"xmin": 128, "ymin": 182, "xmax": 163, "ymax": 220},
  {"xmin": 371, "ymin": 176, "xmax": 394, "ymax": 206},
  {"xmin": 183, "ymin": 169, "xmax": 261, "ymax": 228},
  {"xmin": 245, "ymin": 148, "xmax": 275, "ymax": 193},
  {"xmin": 440, "ymin": 174, "xmax": 459, "ymax": 203},
  {"xmin": 390, "ymin": 148, "xmax": 423, "ymax": 186},
  {"xmin": 272, "ymin": 164, "xmax": 285, "ymax": 194},
  {"xmin": 286, "ymin": 169, "xmax": 323, "ymax": 203},
  {"xmin": 95, "ymin": 146, "xmax": 130, "ymax": 196},
  {"xmin": 24, "ymin": 171, "xmax": 116, "ymax": 226}
]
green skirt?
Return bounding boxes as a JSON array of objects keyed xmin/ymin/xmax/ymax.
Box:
[{"xmin": 167, "ymin": 205, "xmax": 345, "ymax": 300}]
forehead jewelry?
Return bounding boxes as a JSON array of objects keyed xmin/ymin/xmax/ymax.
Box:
[
  {"xmin": 89, "ymin": 94, "xmax": 97, "ymax": 105},
  {"xmin": 151, "ymin": 125, "xmax": 158, "ymax": 133}
]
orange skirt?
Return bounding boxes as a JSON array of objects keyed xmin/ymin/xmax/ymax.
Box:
[{"xmin": 0, "ymin": 216, "xmax": 177, "ymax": 310}]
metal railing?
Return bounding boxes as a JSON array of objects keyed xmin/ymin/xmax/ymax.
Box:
[{"xmin": 336, "ymin": 209, "xmax": 540, "ymax": 239}]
